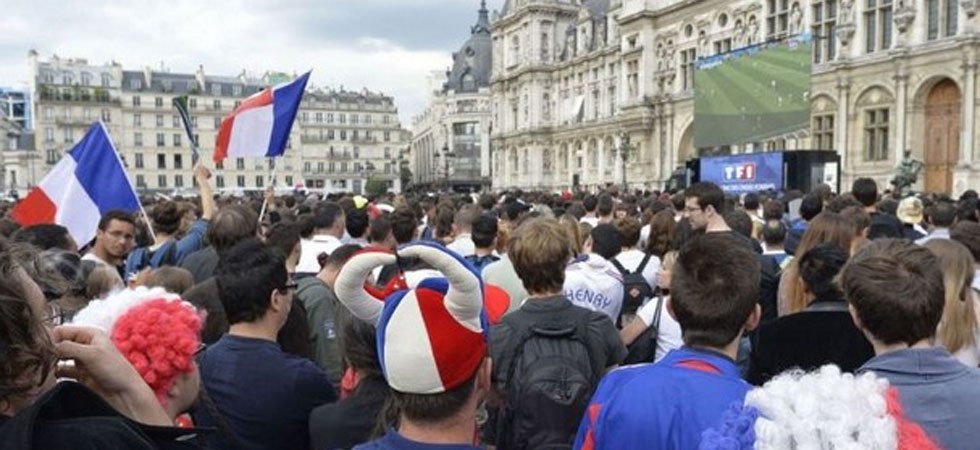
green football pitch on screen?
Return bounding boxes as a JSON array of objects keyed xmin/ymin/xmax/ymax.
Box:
[{"xmin": 694, "ymin": 36, "xmax": 813, "ymax": 149}]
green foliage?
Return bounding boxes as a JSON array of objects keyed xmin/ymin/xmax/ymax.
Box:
[{"xmin": 365, "ymin": 178, "xmax": 388, "ymax": 197}]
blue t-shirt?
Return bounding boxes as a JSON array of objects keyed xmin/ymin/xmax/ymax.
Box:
[
  {"xmin": 194, "ymin": 334, "xmax": 337, "ymax": 450},
  {"xmin": 573, "ymin": 347, "xmax": 750, "ymax": 450},
  {"xmin": 124, "ymin": 219, "xmax": 208, "ymax": 278},
  {"xmin": 354, "ymin": 430, "xmax": 481, "ymax": 450}
]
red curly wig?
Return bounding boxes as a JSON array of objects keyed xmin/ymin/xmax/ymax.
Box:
[{"xmin": 111, "ymin": 298, "xmax": 202, "ymax": 406}]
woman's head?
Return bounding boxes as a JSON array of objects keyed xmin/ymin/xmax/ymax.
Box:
[
  {"xmin": 558, "ymin": 214, "xmax": 583, "ymax": 256},
  {"xmin": 925, "ymin": 239, "xmax": 977, "ymax": 354},
  {"xmin": 150, "ymin": 201, "xmax": 183, "ymax": 236},
  {"xmin": 797, "ymin": 212, "xmax": 857, "ymax": 258},
  {"xmin": 645, "ymin": 210, "xmax": 676, "ymax": 258}
]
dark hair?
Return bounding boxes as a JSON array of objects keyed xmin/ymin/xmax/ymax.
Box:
[
  {"xmin": 590, "ymin": 224, "xmax": 622, "ymax": 259},
  {"xmin": 762, "ymin": 200, "xmax": 784, "ymax": 221},
  {"xmin": 390, "ymin": 208, "xmax": 418, "ymax": 244},
  {"xmin": 150, "ymin": 201, "xmax": 183, "ymax": 235},
  {"xmin": 566, "ymin": 203, "xmax": 586, "ymax": 220},
  {"xmin": 208, "ymin": 205, "xmax": 258, "ymax": 254},
  {"xmin": 798, "ymin": 243, "xmax": 847, "ymax": 299},
  {"xmin": 472, "ymin": 214, "xmax": 498, "ymax": 249},
  {"xmin": 957, "ymin": 197, "xmax": 979, "ymax": 223},
  {"xmin": 927, "ymin": 201, "xmax": 957, "ymax": 227},
  {"xmin": 583, "ymin": 195, "xmax": 598, "ymax": 212},
  {"xmin": 743, "ymin": 193, "xmax": 760, "ymax": 211},
  {"xmin": 597, "ymin": 194, "xmax": 615, "ymax": 217},
  {"xmin": 0, "ymin": 219, "xmax": 20, "ymax": 238},
  {"xmin": 368, "ymin": 215, "xmax": 392, "ymax": 244},
  {"xmin": 142, "ymin": 266, "xmax": 194, "ymax": 295},
  {"xmin": 670, "ymin": 192, "xmax": 686, "ymax": 211},
  {"xmin": 826, "ymin": 194, "xmax": 863, "ymax": 213},
  {"xmin": 390, "ymin": 376, "xmax": 476, "ymax": 423},
  {"xmin": 11, "ymin": 224, "xmax": 74, "ymax": 251},
  {"xmin": 0, "ymin": 294, "xmax": 57, "ymax": 409},
  {"xmin": 183, "ymin": 278, "xmax": 226, "ymax": 344},
  {"xmin": 877, "ymin": 198, "xmax": 899, "ymax": 216},
  {"xmin": 670, "ymin": 234, "xmax": 760, "ymax": 348},
  {"xmin": 98, "ymin": 210, "xmax": 136, "ymax": 231},
  {"xmin": 851, "ymin": 178, "xmax": 879, "ymax": 207},
  {"xmin": 800, "ymin": 193, "xmax": 824, "ymax": 221},
  {"xmin": 313, "ymin": 202, "xmax": 345, "ymax": 230},
  {"xmin": 841, "ymin": 239, "xmax": 944, "ymax": 346},
  {"xmin": 265, "ymin": 222, "xmax": 302, "ymax": 262},
  {"xmin": 435, "ymin": 205, "xmax": 455, "ymax": 239},
  {"xmin": 685, "ymin": 182, "xmax": 725, "ymax": 213},
  {"xmin": 284, "ymin": 196, "xmax": 297, "ymax": 209},
  {"xmin": 670, "ymin": 218, "xmax": 698, "ymax": 252},
  {"xmin": 346, "ymin": 209, "xmax": 370, "ymax": 239},
  {"xmin": 215, "ymin": 240, "xmax": 288, "ymax": 325},
  {"xmin": 478, "ymin": 194, "xmax": 496, "ymax": 211},
  {"xmin": 324, "ymin": 244, "xmax": 363, "ymax": 269},
  {"xmin": 722, "ymin": 210, "xmax": 753, "ymax": 239},
  {"xmin": 761, "ymin": 221, "xmax": 786, "ymax": 246},
  {"xmin": 951, "ymin": 221, "xmax": 980, "ymax": 262}
]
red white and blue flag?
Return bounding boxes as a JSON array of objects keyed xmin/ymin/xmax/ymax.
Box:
[
  {"xmin": 12, "ymin": 122, "xmax": 141, "ymax": 245},
  {"xmin": 213, "ymin": 71, "xmax": 310, "ymax": 162}
]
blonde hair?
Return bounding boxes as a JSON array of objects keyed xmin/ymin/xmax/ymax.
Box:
[
  {"xmin": 926, "ymin": 239, "xmax": 977, "ymax": 354},
  {"xmin": 558, "ymin": 214, "xmax": 584, "ymax": 256},
  {"xmin": 508, "ymin": 218, "xmax": 573, "ymax": 295}
]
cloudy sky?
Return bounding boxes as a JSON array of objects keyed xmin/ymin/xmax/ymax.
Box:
[{"xmin": 0, "ymin": 0, "xmax": 501, "ymax": 129}]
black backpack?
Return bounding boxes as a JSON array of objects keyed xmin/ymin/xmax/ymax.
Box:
[
  {"xmin": 496, "ymin": 309, "xmax": 598, "ymax": 450},
  {"xmin": 611, "ymin": 254, "xmax": 654, "ymax": 317}
]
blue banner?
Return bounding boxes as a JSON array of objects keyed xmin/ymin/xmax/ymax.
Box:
[{"xmin": 699, "ymin": 152, "xmax": 784, "ymax": 193}]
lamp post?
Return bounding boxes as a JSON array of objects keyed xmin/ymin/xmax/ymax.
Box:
[
  {"xmin": 619, "ymin": 132, "xmax": 635, "ymax": 192},
  {"xmin": 437, "ymin": 143, "xmax": 456, "ymax": 193}
]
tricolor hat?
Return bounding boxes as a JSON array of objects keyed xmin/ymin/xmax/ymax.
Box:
[
  {"xmin": 700, "ymin": 365, "xmax": 938, "ymax": 449},
  {"xmin": 335, "ymin": 242, "xmax": 487, "ymax": 394}
]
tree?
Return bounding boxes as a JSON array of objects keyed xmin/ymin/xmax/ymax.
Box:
[{"xmin": 365, "ymin": 178, "xmax": 388, "ymax": 197}]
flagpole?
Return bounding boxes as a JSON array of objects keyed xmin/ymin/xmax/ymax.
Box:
[
  {"xmin": 98, "ymin": 120, "xmax": 157, "ymax": 243},
  {"xmin": 258, "ymin": 157, "xmax": 278, "ymax": 223}
]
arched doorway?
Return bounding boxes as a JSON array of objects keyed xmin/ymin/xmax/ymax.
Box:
[{"xmin": 924, "ymin": 79, "xmax": 961, "ymax": 193}]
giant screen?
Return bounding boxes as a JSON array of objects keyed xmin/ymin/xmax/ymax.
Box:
[{"xmin": 693, "ymin": 34, "xmax": 812, "ymax": 149}]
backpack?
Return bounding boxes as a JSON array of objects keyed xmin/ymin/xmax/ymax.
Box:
[
  {"xmin": 610, "ymin": 254, "xmax": 654, "ymax": 317},
  {"xmin": 496, "ymin": 309, "xmax": 598, "ymax": 450},
  {"xmin": 133, "ymin": 242, "xmax": 179, "ymax": 274},
  {"xmin": 464, "ymin": 254, "xmax": 500, "ymax": 272},
  {"xmin": 622, "ymin": 295, "xmax": 665, "ymax": 365}
]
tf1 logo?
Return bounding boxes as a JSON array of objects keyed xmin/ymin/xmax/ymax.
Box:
[{"xmin": 724, "ymin": 163, "xmax": 756, "ymax": 181}]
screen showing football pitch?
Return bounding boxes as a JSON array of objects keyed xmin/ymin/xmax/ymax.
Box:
[{"xmin": 694, "ymin": 34, "xmax": 812, "ymax": 149}]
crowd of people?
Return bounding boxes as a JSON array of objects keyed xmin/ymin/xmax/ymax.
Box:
[{"xmin": 1, "ymin": 163, "xmax": 979, "ymax": 450}]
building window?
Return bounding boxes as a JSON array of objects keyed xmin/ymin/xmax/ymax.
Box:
[
  {"xmin": 365, "ymin": 115, "xmax": 372, "ymax": 124},
  {"xmin": 156, "ymin": 114, "xmax": 164, "ymax": 127},
  {"xmin": 713, "ymin": 38, "xmax": 732, "ymax": 55},
  {"xmin": 158, "ymin": 175, "xmax": 167, "ymax": 188},
  {"xmin": 927, "ymin": 0, "xmax": 959, "ymax": 40},
  {"xmin": 236, "ymin": 175, "xmax": 245, "ymax": 187},
  {"xmin": 134, "ymin": 133, "xmax": 143, "ymax": 147},
  {"xmin": 213, "ymin": 100, "xmax": 221, "ymax": 110},
  {"xmin": 304, "ymin": 162, "xmax": 311, "ymax": 172},
  {"xmin": 340, "ymin": 130, "xmax": 347, "ymax": 140},
  {"xmin": 767, "ymin": 0, "xmax": 791, "ymax": 40},
  {"xmin": 339, "ymin": 114, "xmax": 347, "ymax": 124},
  {"xmin": 63, "ymin": 128, "xmax": 73, "ymax": 143},
  {"xmin": 211, "ymin": 84, "xmax": 221, "ymax": 97},
  {"xmin": 681, "ymin": 48, "xmax": 697, "ymax": 91},
  {"xmin": 216, "ymin": 175, "xmax": 225, "ymax": 188},
  {"xmin": 155, "ymin": 97, "xmax": 163, "ymax": 108},
  {"xmin": 214, "ymin": 117, "xmax": 221, "ymax": 129},
  {"xmin": 865, "ymin": 0, "xmax": 893, "ymax": 53},
  {"xmin": 157, "ymin": 153, "xmax": 167, "ymax": 169},
  {"xmin": 189, "ymin": 98, "xmax": 197, "ymax": 109},
  {"xmin": 233, "ymin": 85, "xmax": 242, "ymax": 96},
  {"xmin": 317, "ymin": 162, "xmax": 325, "ymax": 173},
  {"xmin": 44, "ymin": 128, "xmax": 54, "ymax": 143},
  {"xmin": 135, "ymin": 153, "xmax": 144, "ymax": 169},
  {"xmin": 132, "ymin": 96, "xmax": 141, "ymax": 107},
  {"xmin": 256, "ymin": 176, "xmax": 264, "ymax": 188},
  {"xmin": 236, "ymin": 158, "xmax": 245, "ymax": 170},
  {"xmin": 133, "ymin": 114, "xmax": 141, "ymax": 126},
  {"xmin": 285, "ymin": 176, "xmax": 293, "ymax": 186},
  {"xmin": 863, "ymin": 108, "xmax": 889, "ymax": 161},
  {"xmin": 327, "ymin": 129, "xmax": 335, "ymax": 139},
  {"xmin": 384, "ymin": 131, "xmax": 391, "ymax": 142},
  {"xmin": 156, "ymin": 133, "xmax": 165, "ymax": 147},
  {"xmin": 351, "ymin": 114, "xmax": 359, "ymax": 125},
  {"xmin": 174, "ymin": 175, "xmax": 184, "ymax": 188},
  {"xmin": 136, "ymin": 175, "xmax": 145, "ymax": 188},
  {"xmin": 174, "ymin": 154, "xmax": 183, "ymax": 170},
  {"xmin": 813, "ymin": 0, "xmax": 838, "ymax": 63},
  {"xmin": 812, "ymin": 114, "xmax": 835, "ymax": 149},
  {"xmin": 173, "ymin": 133, "xmax": 182, "ymax": 147},
  {"xmin": 101, "ymin": 109, "xmax": 111, "ymax": 123},
  {"xmin": 101, "ymin": 73, "xmax": 112, "ymax": 87},
  {"xmin": 383, "ymin": 115, "xmax": 391, "ymax": 124}
]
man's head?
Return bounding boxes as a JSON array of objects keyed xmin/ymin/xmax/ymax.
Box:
[
  {"xmin": 93, "ymin": 211, "xmax": 137, "ymax": 262},
  {"xmin": 588, "ymin": 224, "xmax": 622, "ymax": 259},
  {"xmin": 743, "ymin": 193, "xmax": 760, "ymax": 211},
  {"xmin": 851, "ymin": 178, "xmax": 879, "ymax": 207},
  {"xmin": 453, "ymin": 204, "xmax": 479, "ymax": 235},
  {"xmin": 669, "ymin": 234, "xmax": 761, "ymax": 348},
  {"xmin": 723, "ymin": 210, "xmax": 753, "ymax": 239},
  {"xmin": 597, "ymin": 194, "xmax": 615, "ymax": 218},
  {"xmin": 345, "ymin": 208, "xmax": 370, "ymax": 240},
  {"xmin": 762, "ymin": 200, "xmax": 784, "ymax": 221},
  {"xmin": 798, "ymin": 243, "xmax": 848, "ymax": 300},
  {"xmin": 149, "ymin": 201, "xmax": 183, "ymax": 236},
  {"xmin": 951, "ymin": 221, "xmax": 980, "ymax": 264},
  {"xmin": 312, "ymin": 202, "xmax": 346, "ymax": 238},
  {"xmin": 472, "ymin": 214, "xmax": 498, "ymax": 251},
  {"xmin": 368, "ymin": 215, "xmax": 395, "ymax": 249},
  {"xmin": 613, "ymin": 217, "xmax": 642, "ymax": 249},
  {"xmin": 390, "ymin": 207, "xmax": 419, "ymax": 244},
  {"xmin": 207, "ymin": 205, "xmax": 259, "ymax": 255},
  {"xmin": 927, "ymin": 201, "xmax": 957, "ymax": 228},
  {"xmin": 11, "ymin": 224, "xmax": 77, "ymax": 253},
  {"xmin": 841, "ymin": 239, "xmax": 944, "ymax": 347},
  {"xmin": 478, "ymin": 194, "xmax": 496, "ymax": 212},
  {"xmin": 583, "ymin": 195, "xmax": 598, "ymax": 213},
  {"xmin": 265, "ymin": 222, "xmax": 303, "ymax": 270},
  {"xmin": 683, "ymin": 182, "xmax": 725, "ymax": 230},
  {"xmin": 762, "ymin": 221, "xmax": 786, "ymax": 248},
  {"xmin": 800, "ymin": 193, "xmax": 824, "ymax": 222},
  {"xmin": 316, "ymin": 244, "xmax": 362, "ymax": 289},
  {"xmin": 216, "ymin": 240, "xmax": 293, "ymax": 330},
  {"xmin": 509, "ymin": 218, "xmax": 573, "ymax": 295}
]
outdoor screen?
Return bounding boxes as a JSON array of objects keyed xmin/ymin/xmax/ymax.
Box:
[
  {"xmin": 699, "ymin": 152, "xmax": 784, "ymax": 194},
  {"xmin": 694, "ymin": 34, "xmax": 812, "ymax": 149}
]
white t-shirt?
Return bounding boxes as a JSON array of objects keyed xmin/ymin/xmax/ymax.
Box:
[
  {"xmin": 613, "ymin": 250, "xmax": 661, "ymax": 293},
  {"xmin": 296, "ymin": 235, "xmax": 343, "ymax": 274},
  {"xmin": 447, "ymin": 234, "xmax": 476, "ymax": 257},
  {"xmin": 638, "ymin": 224, "xmax": 651, "ymax": 249},
  {"xmin": 636, "ymin": 296, "xmax": 683, "ymax": 363},
  {"xmin": 580, "ymin": 216, "xmax": 599, "ymax": 227},
  {"xmin": 81, "ymin": 253, "xmax": 124, "ymax": 283},
  {"xmin": 563, "ymin": 254, "xmax": 624, "ymax": 321}
]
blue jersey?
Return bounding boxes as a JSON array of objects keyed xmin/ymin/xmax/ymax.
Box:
[{"xmin": 574, "ymin": 347, "xmax": 750, "ymax": 450}]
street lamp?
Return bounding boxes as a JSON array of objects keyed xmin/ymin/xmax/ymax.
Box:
[
  {"xmin": 437, "ymin": 143, "xmax": 456, "ymax": 193},
  {"xmin": 619, "ymin": 132, "xmax": 635, "ymax": 192}
]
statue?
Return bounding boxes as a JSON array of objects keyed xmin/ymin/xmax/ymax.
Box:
[
  {"xmin": 790, "ymin": 3, "xmax": 803, "ymax": 34},
  {"xmin": 839, "ymin": 0, "xmax": 854, "ymax": 24},
  {"xmin": 890, "ymin": 150, "xmax": 924, "ymax": 196}
]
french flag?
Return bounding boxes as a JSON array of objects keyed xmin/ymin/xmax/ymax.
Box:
[
  {"xmin": 213, "ymin": 71, "xmax": 310, "ymax": 162},
  {"xmin": 12, "ymin": 122, "xmax": 141, "ymax": 245}
]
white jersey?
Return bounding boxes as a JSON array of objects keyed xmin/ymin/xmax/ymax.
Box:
[{"xmin": 563, "ymin": 254, "xmax": 624, "ymax": 322}]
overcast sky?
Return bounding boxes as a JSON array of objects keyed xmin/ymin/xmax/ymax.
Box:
[{"xmin": 0, "ymin": 0, "xmax": 501, "ymax": 129}]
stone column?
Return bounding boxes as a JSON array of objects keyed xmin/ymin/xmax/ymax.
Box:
[
  {"xmin": 894, "ymin": 70, "xmax": 909, "ymax": 167},
  {"xmin": 597, "ymin": 138, "xmax": 606, "ymax": 185},
  {"xmin": 961, "ymin": 58, "xmax": 977, "ymax": 165},
  {"xmin": 835, "ymin": 77, "xmax": 851, "ymax": 179}
]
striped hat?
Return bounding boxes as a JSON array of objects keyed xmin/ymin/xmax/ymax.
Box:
[{"xmin": 334, "ymin": 242, "xmax": 487, "ymax": 394}]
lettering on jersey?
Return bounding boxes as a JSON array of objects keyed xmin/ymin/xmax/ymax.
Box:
[{"xmin": 565, "ymin": 289, "xmax": 611, "ymax": 309}]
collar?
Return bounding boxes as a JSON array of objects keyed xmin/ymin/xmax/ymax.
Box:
[
  {"xmin": 378, "ymin": 429, "xmax": 480, "ymax": 449},
  {"xmin": 859, "ymin": 347, "xmax": 970, "ymax": 380},
  {"xmin": 930, "ymin": 228, "xmax": 951, "ymax": 237},
  {"xmin": 311, "ymin": 234, "xmax": 341, "ymax": 243},
  {"xmin": 660, "ymin": 346, "xmax": 742, "ymax": 379},
  {"xmin": 520, "ymin": 295, "xmax": 571, "ymax": 312}
]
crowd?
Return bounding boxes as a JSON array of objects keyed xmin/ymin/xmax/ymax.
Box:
[{"xmin": 0, "ymin": 163, "xmax": 979, "ymax": 450}]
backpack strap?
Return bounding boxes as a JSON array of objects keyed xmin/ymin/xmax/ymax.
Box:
[
  {"xmin": 636, "ymin": 253, "xmax": 652, "ymax": 274},
  {"xmin": 648, "ymin": 295, "xmax": 665, "ymax": 361},
  {"xmin": 610, "ymin": 258, "xmax": 630, "ymax": 276}
]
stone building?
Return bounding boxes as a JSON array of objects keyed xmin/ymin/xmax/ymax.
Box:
[
  {"xmin": 30, "ymin": 51, "xmax": 410, "ymax": 195},
  {"xmin": 412, "ymin": 1, "xmax": 494, "ymax": 192},
  {"xmin": 490, "ymin": 0, "xmax": 980, "ymax": 194}
]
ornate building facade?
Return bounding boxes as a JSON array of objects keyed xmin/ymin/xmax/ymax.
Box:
[
  {"xmin": 412, "ymin": 1, "xmax": 494, "ymax": 192},
  {"xmin": 491, "ymin": 0, "xmax": 980, "ymax": 194}
]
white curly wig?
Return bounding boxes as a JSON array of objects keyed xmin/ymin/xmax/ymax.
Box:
[{"xmin": 70, "ymin": 286, "xmax": 179, "ymax": 332}]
